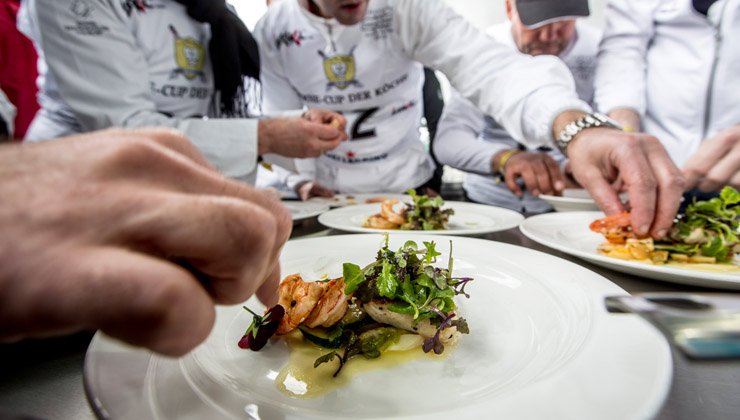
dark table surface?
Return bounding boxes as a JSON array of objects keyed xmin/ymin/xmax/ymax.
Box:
[{"xmin": 2, "ymin": 218, "xmax": 739, "ymax": 420}]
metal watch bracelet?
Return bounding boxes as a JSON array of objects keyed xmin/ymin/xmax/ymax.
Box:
[{"xmin": 555, "ymin": 112, "xmax": 623, "ymax": 154}]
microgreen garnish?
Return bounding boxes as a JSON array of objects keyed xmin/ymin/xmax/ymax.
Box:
[
  {"xmin": 238, "ymin": 305, "xmax": 284, "ymax": 351},
  {"xmin": 422, "ymin": 311, "xmax": 455, "ymax": 355},
  {"xmin": 450, "ymin": 277, "xmax": 474, "ymax": 298},
  {"xmin": 352, "ymin": 235, "xmax": 472, "ymax": 324},
  {"xmin": 247, "ymin": 234, "xmax": 475, "ymax": 378}
]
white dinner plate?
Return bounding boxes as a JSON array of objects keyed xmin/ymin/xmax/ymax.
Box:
[
  {"xmin": 539, "ymin": 189, "xmax": 629, "ymax": 212},
  {"xmin": 317, "ymin": 201, "xmax": 524, "ymax": 235},
  {"xmin": 308, "ymin": 193, "xmax": 411, "ymax": 208},
  {"xmin": 520, "ymin": 211, "xmax": 740, "ymax": 289},
  {"xmin": 84, "ymin": 234, "xmax": 672, "ymax": 420},
  {"xmin": 282, "ymin": 201, "xmax": 330, "ymax": 222}
]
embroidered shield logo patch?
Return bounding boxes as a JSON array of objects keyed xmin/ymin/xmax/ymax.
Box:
[
  {"xmin": 169, "ymin": 25, "xmax": 206, "ymax": 81},
  {"xmin": 319, "ymin": 46, "xmax": 360, "ymax": 91}
]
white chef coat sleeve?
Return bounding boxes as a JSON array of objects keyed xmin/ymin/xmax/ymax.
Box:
[
  {"xmin": 28, "ymin": 0, "xmax": 257, "ymax": 180},
  {"xmin": 254, "ymin": 13, "xmax": 305, "ymax": 113},
  {"xmin": 434, "ymin": 91, "xmax": 510, "ymax": 175},
  {"xmin": 0, "ymin": 90, "xmax": 15, "ymax": 138},
  {"xmin": 394, "ymin": 0, "xmax": 591, "ymax": 148},
  {"xmin": 594, "ymin": 0, "xmax": 661, "ymax": 117},
  {"xmin": 253, "ymin": 11, "xmax": 316, "ymax": 181}
]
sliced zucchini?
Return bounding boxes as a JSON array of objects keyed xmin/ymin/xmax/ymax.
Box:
[{"xmin": 298, "ymin": 325, "xmax": 344, "ymax": 349}]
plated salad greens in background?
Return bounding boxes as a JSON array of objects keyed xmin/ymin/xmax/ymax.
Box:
[
  {"xmin": 590, "ymin": 186, "xmax": 739, "ymax": 266},
  {"xmin": 363, "ymin": 189, "xmax": 455, "ymax": 230}
]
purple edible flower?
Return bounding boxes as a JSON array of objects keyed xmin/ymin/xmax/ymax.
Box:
[{"xmin": 238, "ymin": 305, "xmax": 285, "ymax": 351}]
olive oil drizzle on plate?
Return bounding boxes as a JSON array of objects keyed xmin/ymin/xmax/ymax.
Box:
[{"xmin": 275, "ymin": 332, "xmax": 447, "ymax": 398}]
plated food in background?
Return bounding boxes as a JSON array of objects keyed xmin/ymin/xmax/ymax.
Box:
[
  {"xmin": 238, "ymin": 236, "xmax": 472, "ymax": 383},
  {"xmin": 308, "ymin": 193, "xmax": 411, "ymax": 208},
  {"xmin": 364, "ymin": 190, "xmax": 454, "ymax": 230},
  {"xmin": 589, "ymin": 186, "xmax": 739, "ymax": 268},
  {"xmin": 318, "ymin": 201, "xmax": 524, "ymax": 235}
]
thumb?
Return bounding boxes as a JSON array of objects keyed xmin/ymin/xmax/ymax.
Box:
[{"xmin": 309, "ymin": 121, "xmax": 345, "ymax": 140}]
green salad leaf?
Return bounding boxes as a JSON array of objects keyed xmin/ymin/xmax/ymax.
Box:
[
  {"xmin": 400, "ymin": 189, "xmax": 455, "ymax": 230},
  {"xmin": 663, "ymin": 186, "xmax": 739, "ymax": 262},
  {"xmin": 313, "ymin": 235, "xmax": 474, "ymax": 377},
  {"xmin": 351, "ymin": 235, "xmax": 472, "ymax": 320}
]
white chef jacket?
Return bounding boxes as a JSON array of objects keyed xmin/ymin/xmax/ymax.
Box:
[
  {"xmin": 594, "ymin": 0, "xmax": 740, "ymax": 167},
  {"xmin": 255, "ymin": 0, "xmax": 590, "ymax": 193},
  {"xmin": 435, "ymin": 21, "xmax": 601, "ymax": 213},
  {"xmin": 19, "ymin": 0, "xmax": 259, "ymax": 182}
]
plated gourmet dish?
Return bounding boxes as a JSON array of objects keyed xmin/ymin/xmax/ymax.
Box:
[
  {"xmin": 238, "ymin": 236, "xmax": 472, "ymax": 381},
  {"xmin": 363, "ymin": 190, "xmax": 454, "ymax": 230},
  {"xmin": 590, "ymin": 186, "xmax": 739, "ymax": 267}
]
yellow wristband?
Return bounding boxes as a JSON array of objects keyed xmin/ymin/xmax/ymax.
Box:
[{"xmin": 497, "ymin": 149, "xmax": 522, "ymax": 176}]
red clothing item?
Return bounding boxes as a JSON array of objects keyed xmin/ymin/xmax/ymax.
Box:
[{"xmin": 0, "ymin": 0, "xmax": 39, "ymax": 139}]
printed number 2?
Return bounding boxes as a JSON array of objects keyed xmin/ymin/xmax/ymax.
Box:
[{"xmin": 350, "ymin": 107, "xmax": 379, "ymax": 140}]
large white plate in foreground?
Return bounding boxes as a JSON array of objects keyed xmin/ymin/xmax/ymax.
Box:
[
  {"xmin": 520, "ymin": 211, "xmax": 740, "ymax": 290},
  {"xmin": 84, "ymin": 234, "xmax": 672, "ymax": 420},
  {"xmin": 317, "ymin": 201, "xmax": 524, "ymax": 235}
]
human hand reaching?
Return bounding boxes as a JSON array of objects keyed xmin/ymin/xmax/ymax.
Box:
[
  {"xmin": 683, "ymin": 125, "xmax": 740, "ymax": 192},
  {"xmin": 565, "ymin": 127, "xmax": 685, "ymax": 238},
  {"xmin": 296, "ymin": 180, "xmax": 335, "ymax": 201},
  {"xmin": 258, "ymin": 109, "xmax": 348, "ymax": 158},
  {"xmin": 494, "ymin": 150, "xmax": 565, "ymax": 197},
  {"xmin": 0, "ymin": 128, "xmax": 292, "ymax": 356}
]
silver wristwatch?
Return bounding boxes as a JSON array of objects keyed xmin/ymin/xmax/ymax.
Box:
[{"xmin": 556, "ymin": 112, "xmax": 623, "ymax": 153}]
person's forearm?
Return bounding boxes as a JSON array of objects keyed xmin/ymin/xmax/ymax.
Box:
[
  {"xmin": 551, "ymin": 110, "xmax": 588, "ymax": 154},
  {"xmin": 258, "ymin": 119, "xmax": 274, "ymax": 155},
  {"xmin": 608, "ymin": 108, "xmax": 641, "ymax": 133}
]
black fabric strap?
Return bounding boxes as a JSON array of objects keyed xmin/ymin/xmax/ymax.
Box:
[
  {"xmin": 0, "ymin": 116, "xmax": 9, "ymax": 139},
  {"xmin": 173, "ymin": 0, "xmax": 260, "ymax": 115},
  {"xmin": 693, "ymin": 0, "xmax": 719, "ymax": 16}
]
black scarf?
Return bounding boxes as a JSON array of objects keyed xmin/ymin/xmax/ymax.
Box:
[
  {"xmin": 173, "ymin": 0, "xmax": 260, "ymax": 115},
  {"xmin": 692, "ymin": 0, "xmax": 719, "ymax": 16}
]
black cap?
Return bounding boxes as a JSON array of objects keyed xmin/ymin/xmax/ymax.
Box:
[{"xmin": 515, "ymin": 0, "xmax": 590, "ymax": 28}]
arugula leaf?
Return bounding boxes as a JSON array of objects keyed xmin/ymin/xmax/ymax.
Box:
[
  {"xmin": 666, "ymin": 186, "xmax": 739, "ymax": 262},
  {"xmin": 701, "ymin": 236, "xmax": 730, "ymax": 261},
  {"xmin": 415, "ymin": 271, "xmax": 436, "ymax": 289},
  {"xmin": 388, "ymin": 301, "xmax": 417, "ymax": 315},
  {"xmin": 377, "ymin": 260, "xmax": 398, "ymax": 298},
  {"xmin": 720, "ymin": 186, "xmax": 740, "ymax": 206},
  {"xmin": 343, "ymin": 262, "xmax": 366, "ymax": 294},
  {"xmin": 654, "ymin": 242, "xmax": 700, "ymax": 254},
  {"xmin": 423, "ymin": 241, "xmax": 441, "ymax": 264}
]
